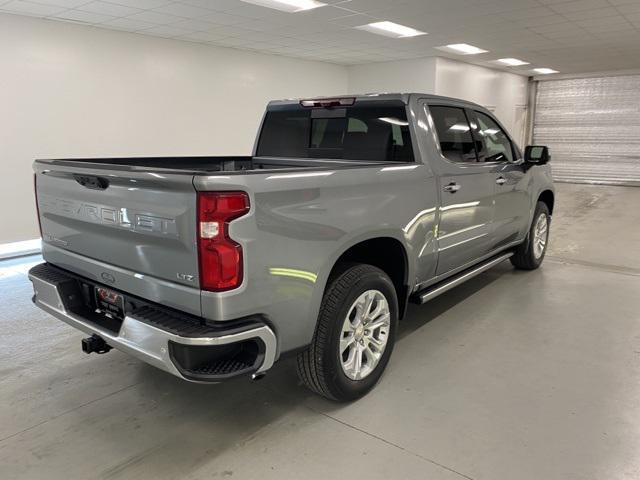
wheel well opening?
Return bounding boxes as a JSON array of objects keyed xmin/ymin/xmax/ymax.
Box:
[
  {"xmin": 331, "ymin": 238, "xmax": 409, "ymax": 319},
  {"xmin": 539, "ymin": 190, "xmax": 554, "ymax": 215}
]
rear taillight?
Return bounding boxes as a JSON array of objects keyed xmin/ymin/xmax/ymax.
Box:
[
  {"xmin": 34, "ymin": 174, "xmax": 43, "ymax": 238},
  {"xmin": 197, "ymin": 192, "xmax": 250, "ymax": 292}
]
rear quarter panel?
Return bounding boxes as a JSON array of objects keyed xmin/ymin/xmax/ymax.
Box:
[{"xmin": 194, "ymin": 164, "xmax": 438, "ymax": 354}]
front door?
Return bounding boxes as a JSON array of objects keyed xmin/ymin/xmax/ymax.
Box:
[
  {"xmin": 426, "ymin": 103, "xmax": 496, "ymax": 276},
  {"xmin": 468, "ymin": 109, "xmax": 530, "ymax": 248}
]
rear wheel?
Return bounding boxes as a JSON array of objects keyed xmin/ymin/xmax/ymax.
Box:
[
  {"xmin": 511, "ymin": 201, "xmax": 550, "ymax": 270},
  {"xmin": 296, "ymin": 264, "xmax": 398, "ymax": 401}
]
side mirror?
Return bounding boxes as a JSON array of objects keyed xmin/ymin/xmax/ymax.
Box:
[{"xmin": 524, "ymin": 145, "xmax": 550, "ymax": 165}]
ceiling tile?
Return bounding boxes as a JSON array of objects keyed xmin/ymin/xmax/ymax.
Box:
[
  {"xmin": 233, "ymin": 18, "xmax": 288, "ymax": 31},
  {"xmin": 617, "ymin": 4, "xmax": 640, "ymax": 15},
  {"xmin": 530, "ymin": 22, "xmax": 584, "ymax": 34},
  {"xmin": 180, "ymin": 0, "xmax": 238, "ymax": 10},
  {"xmin": 561, "ymin": 7, "xmax": 621, "ymax": 21},
  {"xmin": 127, "ymin": 10, "xmax": 183, "ymax": 25},
  {"xmin": 336, "ymin": 0, "xmax": 408, "ymax": 13},
  {"xmin": 293, "ymin": 5, "xmax": 359, "ymax": 21},
  {"xmin": 213, "ymin": 36, "xmax": 255, "ymax": 46},
  {"xmin": 102, "ymin": 17, "xmax": 156, "ymax": 30},
  {"xmin": 3, "ymin": 0, "xmax": 640, "ymax": 73},
  {"xmin": 77, "ymin": 1, "xmax": 143, "ymax": 17},
  {"xmin": 167, "ymin": 18, "xmax": 216, "ymax": 31},
  {"xmin": 153, "ymin": 2, "xmax": 216, "ymax": 18},
  {"xmin": 498, "ymin": 6, "xmax": 557, "ymax": 20},
  {"xmin": 109, "ymin": 0, "xmax": 173, "ymax": 9},
  {"xmin": 549, "ymin": 0, "xmax": 611, "ymax": 14},
  {"xmin": 224, "ymin": 3, "xmax": 293, "ymax": 20},
  {"xmin": 582, "ymin": 23, "xmax": 635, "ymax": 34},
  {"xmin": 330, "ymin": 13, "xmax": 380, "ymax": 27},
  {"xmin": 30, "ymin": 0, "xmax": 88, "ymax": 7},
  {"xmin": 575, "ymin": 15, "xmax": 630, "ymax": 28},
  {"xmin": 199, "ymin": 10, "xmax": 248, "ymax": 25},
  {"xmin": 52, "ymin": 9, "xmax": 116, "ymax": 24},
  {"xmin": 178, "ymin": 30, "xmax": 229, "ymax": 42},
  {"xmin": 0, "ymin": 0, "xmax": 65, "ymax": 16},
  {"xmin": 139, "ymin": 24, "xmax": 193, "ymax": 37}
]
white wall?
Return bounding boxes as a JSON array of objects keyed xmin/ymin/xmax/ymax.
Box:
[
  {"xmin": 0, "ymin": 13, "xmax": 348, "ymax": 244},
  {"xmin": 348, "ymin": 56, "xmax": 529, "ymax": 139},
  {"xmin": 433, "ymin": 57, "xmax": 529, "ymax": 141},
  {"xmin": 347, "ymin": 57, "xmax": 437, "ymax": 94},
  {"xmin": 2, "ymin": 12, "xmax": 531, "ymax": 245}
]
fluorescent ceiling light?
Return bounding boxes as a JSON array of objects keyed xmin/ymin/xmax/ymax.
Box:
[
  {"xmin": 496, "ymin": 58, "xmax": 529, "ymax": 66},
  {"xmin": 449, "ymin": 123, "xmax": 470, "ymax": 132},
  {"xmin": 437, "ymin": 43, "xmax": 488, "ymax": 55},
  {"xmin": 240, "ymin": 0, "xmax": 326, "ymax": 13},
  {"xmin": 533, "ymin": 67, "xmax": 559, "ymax": 74},
  {"xmin": 381, "ymin": 165, "xmax": 420, "ymax": 172},
  {"xmin": 267, "ymin": 171, "xmax": 334, "ymax": 180},
  {"xmin": 378, "ymin": 117, "xmax": 409, "ymax": 126},
  {"xmin": 356, "ymin": 21, "xmax": 427, "ymax": 38}
]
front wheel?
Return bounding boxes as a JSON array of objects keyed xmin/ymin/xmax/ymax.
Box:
[
  {"xmin": 511, "ymin": 201, "xmax": 550, "ymax": 270},
  {"xmin": 296, "ymin": 264, "xmax": 398, "ymax": 402}
]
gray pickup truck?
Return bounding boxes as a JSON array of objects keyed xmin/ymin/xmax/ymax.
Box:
[{"xmin": 29, "ymin": 93, "xmax": 554, "ymax": 401}]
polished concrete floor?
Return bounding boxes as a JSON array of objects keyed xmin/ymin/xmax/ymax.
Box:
[{"xmin": 1, "ymin": 183, "xmax": 639, "ymax": 480}]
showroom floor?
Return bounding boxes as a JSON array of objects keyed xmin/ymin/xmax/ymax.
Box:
[{"xmin": 1, "ymin": 183, "xmax": 639, "ymax": 480}]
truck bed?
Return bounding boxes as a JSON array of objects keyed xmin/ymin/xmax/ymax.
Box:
[
  {"xmin": 36, "ymin": 156, "xmax": 386, "ymax": 174},
  {"xmin": 33, "ymin": 153, "xmax": 407, "ymax": 317}
]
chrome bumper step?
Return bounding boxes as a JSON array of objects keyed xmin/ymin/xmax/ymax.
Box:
[{"xmin": 29, "ymin": 263, "xmax": 277, "ymax": 382}]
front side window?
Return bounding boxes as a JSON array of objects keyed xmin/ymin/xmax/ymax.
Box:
[
  {"xmin": 428, "ymin": 105, "xmax": 477, "ymax": 163},
  {"xmin": 473, "ymin": 112, "xmax": 514, "ymax": 163},
  {"xmin": 257, "ymin": 104, "xmax": 414, "ymax": 162}
]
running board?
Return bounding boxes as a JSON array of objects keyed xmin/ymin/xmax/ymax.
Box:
[{"xmin": 412, "ymin": 252, "xmax": 514, "ymax": 305}]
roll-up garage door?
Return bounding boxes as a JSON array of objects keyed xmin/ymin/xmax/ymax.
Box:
[{"xmin": 533, "ymin": 75, "xmax": 640, "ymax": 186}]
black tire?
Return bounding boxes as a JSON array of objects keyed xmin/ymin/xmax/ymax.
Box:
[
  {"xmin": 296, "ymin": 264, "xmax": 398, "ymax": 402},
  {"xmin": 511, "ymin": 201, "xmax": 550, "ymax": 270}
]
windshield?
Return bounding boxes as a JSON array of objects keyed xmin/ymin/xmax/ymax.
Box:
[{"xmin": 256, "ymin": 104, "xmax": 414, "ymax": 162}]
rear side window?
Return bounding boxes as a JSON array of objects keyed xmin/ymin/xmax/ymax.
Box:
[
  {"xmin": 256, "ymin": 105, "xmax": 414, "ymax": 162},
  {"xmin": 429, "ymin": 106, "xmax": 477, "ymax": 163},
  {"xmin": 473, "ymin": 111, "xmax": 514, "ymax": 163}
]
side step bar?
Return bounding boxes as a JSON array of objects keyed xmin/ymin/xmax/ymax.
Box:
[{"xmin": 412, "ymin": 252, "xmax": 514, "ymax": 304}]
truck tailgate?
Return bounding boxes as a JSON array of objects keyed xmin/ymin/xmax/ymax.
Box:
[{"xmin": 35, "ymin": 162, "xmax": 201, "ymax": 313}]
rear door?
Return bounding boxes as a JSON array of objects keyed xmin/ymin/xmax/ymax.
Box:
[
  {"xmin": 35, "ymin": 161, "xmax": 200, "ymax": 290},
  {"xmin": 425, "ymin": 103, "xmax": 496, "ymax": 276}
]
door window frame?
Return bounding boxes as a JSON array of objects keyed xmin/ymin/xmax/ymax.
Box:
[
  {"xmin": 424, "ymin": 102, "xmax": 481, "ymax": 165},
  {"xmin": 467, "ymin": 108, "xmax": 522, "ymax": 164}
]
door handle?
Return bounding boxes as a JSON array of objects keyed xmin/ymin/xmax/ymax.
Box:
[
  {"xmin": 443, "ymin": 182, "xmax": 461, "ymax": 193},
  {"xmin": 496, "ymin": 176, "xmax": 507, "ymax": 185}
]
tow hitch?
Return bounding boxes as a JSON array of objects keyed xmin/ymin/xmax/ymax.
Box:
[{"xmin": 81, "ymin": 334, "xmax": 112, "ymax": 354}]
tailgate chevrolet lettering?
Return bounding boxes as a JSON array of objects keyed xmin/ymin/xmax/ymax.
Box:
[{"xmin": 38, "ymin": 194, "xmax": 178, "ymax": 237}]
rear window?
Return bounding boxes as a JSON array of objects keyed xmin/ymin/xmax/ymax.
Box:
[{"xmin": 256, "ymin": 104, "xmax": 414, "ymax": 162}]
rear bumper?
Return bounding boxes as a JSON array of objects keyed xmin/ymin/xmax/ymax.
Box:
[{"xmin": 28, "ymin": 263, "xmax": 277, "ymax": 382}]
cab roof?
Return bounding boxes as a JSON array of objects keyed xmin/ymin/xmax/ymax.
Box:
[{"xmin": 267, "ymin": 93, "xmax": 486, "ymax": 111}]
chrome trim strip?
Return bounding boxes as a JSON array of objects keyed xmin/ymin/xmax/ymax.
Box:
[
  {"xmin": 29, "ymin": 272, "xmax": 277, "ymax": 382},
  {"xmin": 417, "ymin": 252, "xmax": 513, "ymax": 304}
]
